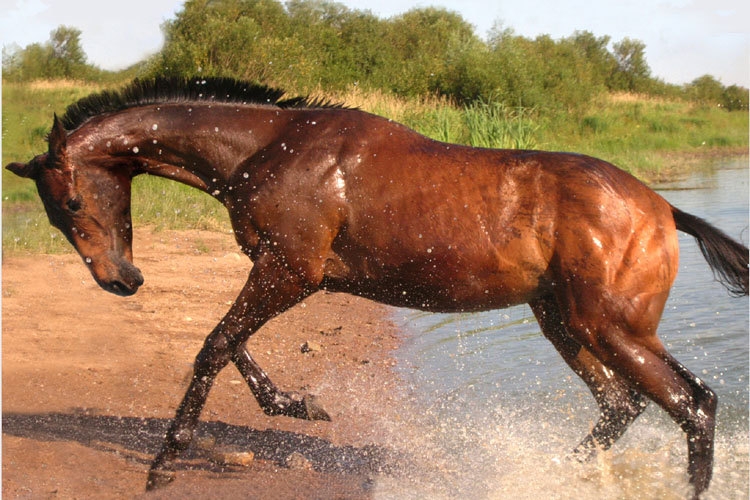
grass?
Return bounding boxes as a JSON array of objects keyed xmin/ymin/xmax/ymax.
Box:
[
  {"xmin": 536, "ymin": 94, "xmax": 749, "ymax": 177},
  {"xmin": 3, "ymin": 79, "xmax": 748, "ymax": 254},
  {"xmin": 464, "ymin": 100, "xmax": 538, "ymax": 149}
]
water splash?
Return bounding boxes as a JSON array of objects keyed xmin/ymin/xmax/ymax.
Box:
[{"xmin": 370, "ymin": 390, "xmax": 748, "ymax": 500}]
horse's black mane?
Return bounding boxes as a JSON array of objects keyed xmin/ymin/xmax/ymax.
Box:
[{"xmin": 60, "ymin": 77, "xmax": 351, "ymax": 132}]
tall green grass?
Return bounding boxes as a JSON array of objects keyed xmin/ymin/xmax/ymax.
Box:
[
  {"xmin": 464, "ymin": 100, "xmax": 538, "ymax": 149},
  {"xmin": 399, "ymin": 98, "xmax": 538, "ymax": 149},
  {"xmin": 3, "ymin": 81, "xmax": 747, "ymax": 254}
]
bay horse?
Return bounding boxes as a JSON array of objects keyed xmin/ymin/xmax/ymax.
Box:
[{"xmin": 6, "ymin": 77, "xmax": 747, "ymax": 498}]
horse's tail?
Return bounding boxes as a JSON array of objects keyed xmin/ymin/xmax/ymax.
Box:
[{"xmin": 672, "ymin": 205, "xmax": 749, "ymax": 296}]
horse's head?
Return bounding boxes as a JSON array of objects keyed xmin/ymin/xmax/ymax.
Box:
[{"xmin": 6, "ymin": 115, "xmax": 143, "ymax": 296}]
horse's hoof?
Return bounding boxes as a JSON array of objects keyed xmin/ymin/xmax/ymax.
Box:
[
  {"xmin": 569, "ymin": 443, "xmax": 597, "ymax": 463},
  {"xmin": 303, "ymin": 394, "xmax": 331, "ymax": 421},
  {"xmin": 145, "ymin": 468, "xmax": 175, "ymax": 491}
]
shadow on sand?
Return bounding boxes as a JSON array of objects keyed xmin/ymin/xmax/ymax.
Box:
[{"xmin": 2, "ymin": 410, "xmax": 404, "ymax": 475}]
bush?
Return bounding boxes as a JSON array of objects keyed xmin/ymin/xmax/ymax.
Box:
[{"xmin": 721, "ymin": 85, "xmax": 749, "ymax": 111}]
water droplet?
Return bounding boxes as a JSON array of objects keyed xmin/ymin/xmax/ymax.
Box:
[
  {"xmin": 243, "ymin": 172, "xmax": 249, "ymax": 178},
  {"xmin": 152, "ymin": 124, "xmax": 158, "ymax": 130},
  {"xmin": 214, "ymin": 127, "xmax": 219, "ymax": 132},
  {"xmin": 132, "ymin": 146, "xmax": 139, "ymax": 153},
  {"xmin": 85, "ymin": 257, "xmax": 92, "ymax": 264}
]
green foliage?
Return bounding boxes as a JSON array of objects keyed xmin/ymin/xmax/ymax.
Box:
[
  {"xmin": 687, "ymin": 75, "xmax": 725, "ymax": 106},
  {"xmin": 464, "ymin": 99, "xmax": 538, "ymax": 149},
  {"xmin": 405, "ymin": 105, "xmax": 466, "ymax": 144},
  {"xmin": 686, "ymin": 75, "xmax": 749, "ymax": 111},
  {"xmin": 4, "ymin": 4, "xmax": 748, "ymax": 114},
  {"xmin": 147, "ymin": 1, "xmax": 621, "ymax": 113},
  {"xmin": 721, "ymin": 85, "xmax": 749, "ymax": 111},
  {"xmin": 609, "ymin": 38, "xmax": 651, "ymax": 92},
  {"xmin": 2, "ymin": 26, "xmax": 100, "ymax": 81}
]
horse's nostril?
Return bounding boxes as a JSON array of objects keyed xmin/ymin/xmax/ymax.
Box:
[
  {"xmin": 109, "ymin": 280, "xmax": 137, "ymax": 296},
  {"xmin": 133, "ymin": 270, "xmax": 144, "ymax": 287}
]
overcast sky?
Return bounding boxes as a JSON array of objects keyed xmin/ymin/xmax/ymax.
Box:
[{"xmin": 1, "ymin": 0, "xmax": 748, "ymax": 87}]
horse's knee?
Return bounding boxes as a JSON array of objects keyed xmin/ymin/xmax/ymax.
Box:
[
  {"xmin": 696, "ymin": 383, "xmax": 717, "ymax": 415},
  {"xmin": 615, "ymin": 389, "xmax": 647, "ymax": 419},
  {"xmin": 194, "ymin": 333, "xmax": 234, "ymax": 376}
]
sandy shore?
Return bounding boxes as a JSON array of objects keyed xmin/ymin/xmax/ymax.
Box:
[{"xmin": 2, "ymin": 228, "xmax": 406, "ymax": 499}]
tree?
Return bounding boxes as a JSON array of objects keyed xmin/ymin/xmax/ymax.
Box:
[
  {"xmin": 48, "ymin": 26, "xmax": 88, "ymax": 77},
  {"xmin": 385, "ymin": 7, "xmax": 479, "ymax": 96},
  {"xmin": 610, "ymin": 38, "xmax": 651, "ymax": 92},
  {"xmin": 2, "ymin": 25, "xmax": 93, "ymax": 80},
  {"xmin": 568, "ymin": 30, "xmax": 616, "ymax": 87},
  {"xmin": 687, "ymin": 74, "xmax": 725, "ymax": 106}
]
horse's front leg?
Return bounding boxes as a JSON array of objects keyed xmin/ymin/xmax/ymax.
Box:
[
  {"xmin": 233, "ymin": 347, "xmax": 331, "ymax": 421},
  {"xmin": 146, "ymin": 251, "xmax": 313, "ymax": 490}
]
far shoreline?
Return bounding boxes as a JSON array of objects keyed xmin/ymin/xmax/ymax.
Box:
[{"xmin": 632, "ymin": 147, "xmax": 748, "ymax": 184}]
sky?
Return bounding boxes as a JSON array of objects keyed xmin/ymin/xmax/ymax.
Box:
[{"xmin": 1, "ymin": 0, "xmax": 748, "ymax": 87}]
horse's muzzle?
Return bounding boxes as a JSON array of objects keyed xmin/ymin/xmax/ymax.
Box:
[
  {"xmin": 92, "ymin": 258, "xmax": 144, "ymax": 296},
  {"xmin": 103, "ymin": 275, "xmax": 143, "ymax": 296}
]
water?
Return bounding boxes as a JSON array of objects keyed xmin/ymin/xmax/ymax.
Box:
[{"xmin": 377, "ymin": 158, "xmax": 749, "ymax": 499}]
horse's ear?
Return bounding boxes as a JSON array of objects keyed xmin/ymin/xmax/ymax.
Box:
[
  {"xmin": 5, "ymin": 161, "xmax": 38, "ymax": 179},
  {"xmin": 49, "ymin": 113, "xmax": 67, "ymax": 157}
]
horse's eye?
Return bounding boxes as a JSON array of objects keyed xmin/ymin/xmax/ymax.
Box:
[{"xmin": 66, "ymin": 197, "xmax": 82, "ymax": 212}]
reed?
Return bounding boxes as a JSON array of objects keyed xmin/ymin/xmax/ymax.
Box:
[{"xmin": 464, "ymin": 100, "xmax": 539, "ymax": 149}]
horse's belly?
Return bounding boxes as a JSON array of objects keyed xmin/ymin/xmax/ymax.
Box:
[{"xmin": 323, "ymin": 254, "xmax": 545, "ymax": 312}]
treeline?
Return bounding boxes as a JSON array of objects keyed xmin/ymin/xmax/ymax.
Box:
[
  {"xmin": 3, "ymin": 0, "xmax": 748, "ymax": 112},
  {"xmin": 3, "ymin": 26, "xmax": 95, "ymax": 80},
  {"xmin": 2, "ymin": 26, "xmax": 142, "ymax": 84}
]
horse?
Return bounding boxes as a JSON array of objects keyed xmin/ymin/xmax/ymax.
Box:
[{"xmin": 6, "ymin": 77, "xmax": 747, "ymax": 499}]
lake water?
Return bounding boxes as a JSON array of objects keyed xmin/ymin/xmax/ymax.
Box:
[{"xmin": 375, "ymin": 158, "xmax": 749, "ymax": 500}]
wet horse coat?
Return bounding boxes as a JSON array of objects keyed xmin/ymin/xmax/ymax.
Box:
[{"xmin": 6, "ymin": 78, "xmax": 748, "ymax": 499}]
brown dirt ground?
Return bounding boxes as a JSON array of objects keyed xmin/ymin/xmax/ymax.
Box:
[{"xmin": 2, "ymin": 228, "xmax": 406, "ymax": 499}]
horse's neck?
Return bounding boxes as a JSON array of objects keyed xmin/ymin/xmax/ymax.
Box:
[{"xmin": 75, "ymin": 104, "xmax": 289, "ymax": 201}]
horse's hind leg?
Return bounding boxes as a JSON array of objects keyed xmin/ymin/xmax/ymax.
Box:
[
  {"xmin": 558, "ymin": 288, "xmax": 717, "ymax": 499},
  {"xmin": 530, "ymin": 296, "xmax": 648, "ymax": 460},
  {"xmin": 233, "ymin": 345, "xmax": 330, "ymax": 421},
  {"xmin": 146, "ymin": 251, "xmax": 316, "ymax": 490}
]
